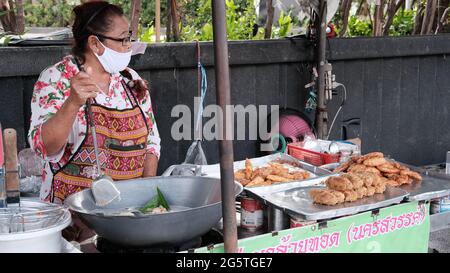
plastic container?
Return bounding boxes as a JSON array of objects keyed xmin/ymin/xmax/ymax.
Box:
[{"xmin": 287, "ymin": 142, "xmax": 340, "ymax": 166}]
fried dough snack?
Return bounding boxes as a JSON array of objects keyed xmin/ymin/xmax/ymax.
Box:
[
  {"xmin": 333, "ymin": 152, "xmax": 422, "ymax": 187},
  {"xmin": 325, "ymin": 176, "xmax": 354, "ymax": 191},
  {"xmin": 234, "ymin": 159, "xmax": 312, "ymax": 187}
]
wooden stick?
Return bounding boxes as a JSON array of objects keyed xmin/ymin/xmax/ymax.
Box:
[
  {"xmin": 155, "ymin": 0, "xmax": 161, "ymax": 42},
  {"xmin": 3, "ymin": 128, "xmax": 19, "ymax": 203}
]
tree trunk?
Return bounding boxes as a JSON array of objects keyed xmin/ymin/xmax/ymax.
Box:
[
  {"xmin": 0, "ymin": 0, "xmax": 16, "ymax": 32},
  {"xmin": 170, "ymin": 0, "xmax": 180, "ymax": 41},
  {"xmin": 413, "ymin": 5, "xmax": 425, "ymax": 34},
  {"xmin": 15, "ymin": 0, "xmax": 24, "ymax": 33},
  {"xmin": 340, "ymin": 0, "xmax": 353, "ymax": 37},
  {"xmin": 373, "ymin": 0, "xmax": 385, "ymax": 36},
  {"xmin": 421, "ymin": 0, "xmax": 438, "ymax": 34},
  {"xmin": 130, "ymin": 0, "xmax": 142, "ymax": 40},
  {"xmin": 264, "ymin": 0, "xmax": 274, "ymax": 39},
  {"xmin": 435, "ymin": 0, "xmax": 450, "ymax": 33},
  {"xmin": 166, "ymin": 0, "xmax": 172, "ymax": 41},
  {"xmin": 383, "ymin": 0, "xmax": 406, "ymax": 35}
]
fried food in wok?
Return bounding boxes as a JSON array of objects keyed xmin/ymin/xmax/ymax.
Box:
[
  {"xmin": 234, "ymin": 159, "xmax": 312, "ymax": 187},
  {"xmin": 333, "ymin": 152, "xmax": 422, "ymax": 187}
]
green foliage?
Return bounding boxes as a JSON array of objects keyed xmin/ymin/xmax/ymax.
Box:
[
  {"xmin": 24, "ymin": 0, "xmax": 76, "ymax": 27},
  {"xmin": 347, "ymin": 16, "xmax": 372, "ymax": 37},
  {"xmin": 389, "ymin": 10, "xmax": 415, "ymax": 36},
  {"xmin": 272, "ymin": 11, "xmax": 293, "ymax": 38}
]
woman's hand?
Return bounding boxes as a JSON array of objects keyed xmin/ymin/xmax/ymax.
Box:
[
  {"xmin": 68, "ymin": 68, "xmax": 99, "ymax": 107},
  {"xmin": 128, "ymin": 79, "xmax": 149, "ymax": 100}
]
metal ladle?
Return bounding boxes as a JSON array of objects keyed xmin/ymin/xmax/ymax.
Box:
[{"xmin": 86, "ymin": 99, "xmax": 120, "ymax": 207}]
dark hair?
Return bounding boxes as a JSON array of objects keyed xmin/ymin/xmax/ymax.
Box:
[{"xmin": 72, "ymin": 1, "xmax": 124, "ymax": 64}]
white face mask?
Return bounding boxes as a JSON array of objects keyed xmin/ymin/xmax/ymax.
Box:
[{"xmin": 94, "ymin": 39, "xmax": 132, "ymax": 74}]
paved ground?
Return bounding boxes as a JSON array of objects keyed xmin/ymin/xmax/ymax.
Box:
[{"xmin": 429, "ymin": 228, "xmax": 450, "ymax": 253}]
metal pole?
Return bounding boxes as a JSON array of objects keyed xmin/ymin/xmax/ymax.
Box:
[
  {"xmin": 316, "ymin": 0, "xmax": 328, "ymax": 139},
  {"xmin": 211, "ymin": 0, "xmax": 238, "ymax": 253}
]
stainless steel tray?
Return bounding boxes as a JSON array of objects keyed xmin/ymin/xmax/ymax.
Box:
[
  {"xmin": 249, "ymin": 183, "xmax": 409, "ymax": 221},
  {"xmin": 200, "ymin": 153, "xmax": 331, "ymax": 189},
  {"xmin": 402, "ymin": 174, "xmax": 450, "ymax": 201}
]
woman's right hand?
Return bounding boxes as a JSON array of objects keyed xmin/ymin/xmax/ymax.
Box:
[{"xmin": 68, "ymin": 68, "xmax": 99, "ymax": 107}]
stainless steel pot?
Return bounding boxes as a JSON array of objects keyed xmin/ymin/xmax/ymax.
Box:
[{"xmin": 65, "ymin": 176, "xmax": 243, "ymax": 247}]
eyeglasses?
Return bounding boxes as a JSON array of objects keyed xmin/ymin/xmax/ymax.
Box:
[{"xmin": 93, "ymin": 31, "xmax": 135, "ymax": 46}]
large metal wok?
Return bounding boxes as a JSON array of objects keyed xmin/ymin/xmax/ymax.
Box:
[{"xmin": 65, "ymin": 176, "xmax": 242, "ymax": 247}]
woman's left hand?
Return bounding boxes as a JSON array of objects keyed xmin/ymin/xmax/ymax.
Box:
[{"xmin": 129, "ymin": 79, "xmax": 149, "ymax": 100}]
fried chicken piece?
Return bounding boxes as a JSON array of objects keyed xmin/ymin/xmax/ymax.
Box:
[
  {"xmin": 239, "ymin": 179, "xmax": 251, "ymax": 186},
  {"xmin": 266, "ymin": 174, "xmax": 292, "ymax": 183},
  {"xmin": 245, "ymin": 159, "xmax": 253, "ymax": 179},
  {"xmin": 246, "ymin": 176, "xmax": 265, "ymax": 187},
  {"xmin": 325, "ymin": 176, "xmax": 354, "ymax": 191},
  {"xmin": 341, "ymin": 173, "xmax": 364, "ymax": 189},
  {"xmin": 400, "ymin": 170, "xmax": 422, "ymax": 181},
  {"xmin": 347, "ymin": 164, "xmax": 368, "ymax": 173},
  {"xmin": 234, "ymin": 170, "xmax": 246, "ymax": 181},
  {"xmin": 342, "ymin": 190, "xmax": 359, "ymax": 202},
  {"xmin": 363, "ymin": 157, "xmax": 387, "ymax": 167},
  {"xmin": 365, "ymin": 186, "xmax": 376, "ymax": 196},
  {"xmin": 377, "ymin": 163, "xmax": 401, "ymax": 174},
  {"xmin": 291, "ymin": 171, "xmax": 310, "ymax": 180},
  {"xmin": 356, "ymin": 152, "xmax": 384, "ymax": 164},
  {"xmin": 251, "ymin": 167, "xmax": 272, "ymax": 180}
]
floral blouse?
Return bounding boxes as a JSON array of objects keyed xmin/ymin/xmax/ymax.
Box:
[{"xmin": 28, "ymin": 55, "xmax": 161, "ymax": 201}]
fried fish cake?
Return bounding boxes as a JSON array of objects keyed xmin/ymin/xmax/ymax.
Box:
[
  {"xmin": 365, "ymin": 186, "xmax": 376, "ymax": 196},
  {"xmin": 363, "ymin": 157, "xmax": 387, "ymax": 167},
  {"xmin": 355, "ymin": 187, "xmax": 367, "ymax": 199},
  {"xmin": 334, "ymin": 159, "xmax": 355, "ymax": 173},
  {"xmin": 374, "ymin": 183, "xmax": 386, "ymax": 194},
  {"xmin": 310, "ymin": 189, "xmax": 339, "ymax": 206},
  {"xmin": 377, "ymin": 163, "xmax": 401, "ymax": 174},
  {"xmin": 325, "ymin": 176, "xmax": 354, "ymax": 191},
  {"xmin": 400, "ymin": 170, "xmax": 422, "ymax": 181},
  {"xmin": 341, "ymin": 173, "xmax": 364, "ymax": 189},
  {"xmin": 342, "ymin": 190, "xmax": 359, "ymax": 202},
  {"xmin": 347, "ymin": 164, "xmax": 368, "ymax": 173},
  {"xmin": 356, "ymin": 152, "xmax": 384, "ymax": 164}
]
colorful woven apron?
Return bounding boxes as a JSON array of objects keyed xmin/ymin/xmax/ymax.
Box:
[{"xmin": 50, "ymin": 81, "xmax": 149, "ymax": 203}]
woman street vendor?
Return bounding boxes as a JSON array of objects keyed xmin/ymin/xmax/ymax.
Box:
[{"xmin": 28, "ymin": 2, "xmax": 160, "ymax": 211}]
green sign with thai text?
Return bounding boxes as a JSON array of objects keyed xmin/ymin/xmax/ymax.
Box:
[{"xmin": 193, "ymin": 201, "xmax": 430, "ymax": 253}]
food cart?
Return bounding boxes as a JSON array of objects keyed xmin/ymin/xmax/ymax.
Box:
[{"xmin": 184, "ymin": 153, "xmax": 450, "ymax": 253}]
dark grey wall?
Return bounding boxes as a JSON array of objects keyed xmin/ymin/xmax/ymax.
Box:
[
  {"xmin": 325, "ymin": 35, "xmax": 450, "ymax": 166},
  {"xmin": 0, "ymin": 39, "xmax": 312, "ymax": 174},
  {"xmin": 0, "ymin": 35, "xmax": 449, "ymax": 173}
]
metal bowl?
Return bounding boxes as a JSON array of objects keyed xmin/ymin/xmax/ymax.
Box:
[{"xmin": 65, "ymin": 176, "xmax": 243, "ymax": 247}]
